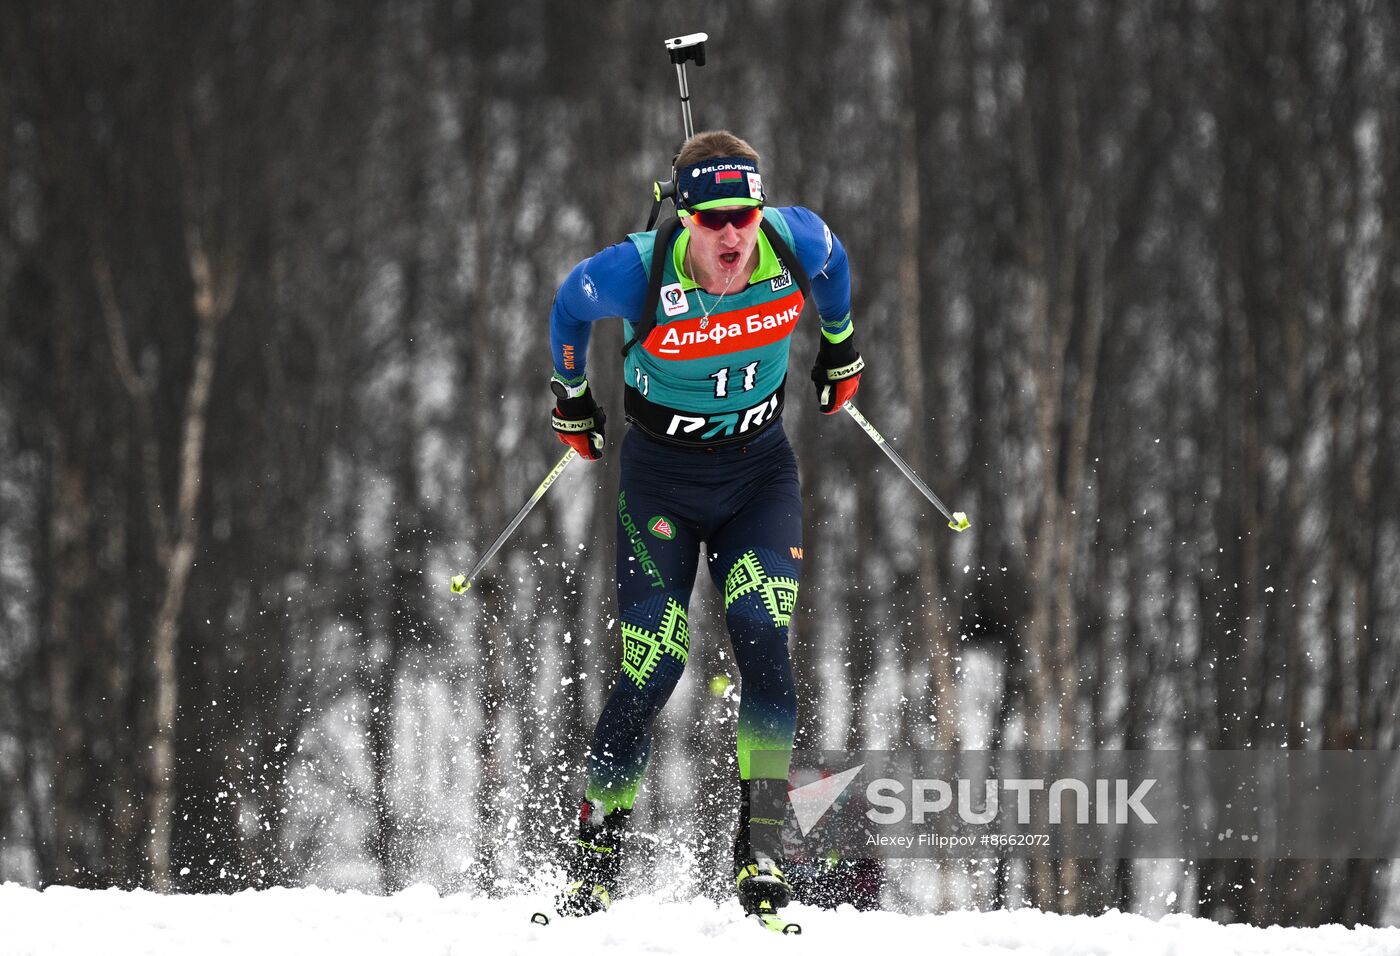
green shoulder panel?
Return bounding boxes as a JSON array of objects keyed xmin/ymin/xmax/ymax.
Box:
[
  {"xmin": 627, "ymin": 229, "xmax": 658, "ymax": 267},
  {"xmin": 624, "ymin": 229, "xmax": 660, "ymax": 342},
  {"xmin": 761, "ymin": 206, "xmax": 798, "ymax": 248}
]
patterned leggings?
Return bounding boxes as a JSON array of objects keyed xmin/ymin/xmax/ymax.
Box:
[{"xmin": 584, "ymin": 424, "xmax": 803, "ymax": 814}]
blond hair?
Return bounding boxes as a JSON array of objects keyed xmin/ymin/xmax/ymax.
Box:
[{"xmin": 675, "ymin": 130, "xmax": 760, "ymax": 169}]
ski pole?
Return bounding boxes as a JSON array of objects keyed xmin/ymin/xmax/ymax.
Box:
[
  {"xmin": 842, "ymin": 402, "xmax": 970, "ymax": 532},
  {"xmin": 449, "ymin": 448, "xmax": 578, "ymax": 594}
]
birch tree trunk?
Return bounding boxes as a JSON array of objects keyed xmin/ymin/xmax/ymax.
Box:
[{"xmin": 105, "ymin": 115, "xmax": 238, "ymax": 890}]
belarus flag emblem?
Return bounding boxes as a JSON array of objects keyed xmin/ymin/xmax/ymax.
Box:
[{"xmin": 714, "ymin": 169, "xmax": 743, "ymax": 183}]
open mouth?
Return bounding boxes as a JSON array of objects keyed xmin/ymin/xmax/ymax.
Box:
[{"xmin": 719, "ymin": 251, "xmax": 741, "ymax": 267}]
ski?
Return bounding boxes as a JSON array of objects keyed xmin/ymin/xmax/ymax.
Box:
[
  {"xmin": 531, "ymin": 885, "xmax": 608, "ymax": 926},
  {"xmin": 534, "ymin": 903, "xmax": 799, "ymax": 934},
  {"xmin": 748, "ymin": 900, "xmax": 801, "ymax": 935}
]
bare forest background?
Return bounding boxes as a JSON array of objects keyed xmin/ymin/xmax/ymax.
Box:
[{"xmin": 3, "ymin": 0, "xmax": 1399, "ymax": 929}]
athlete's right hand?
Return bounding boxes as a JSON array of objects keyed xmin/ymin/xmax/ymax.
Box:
[{"xmin": 550, "ymin": 377, "xmax": 606, "ymax": 461}]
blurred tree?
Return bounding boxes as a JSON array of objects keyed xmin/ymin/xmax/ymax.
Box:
[{"xmin": 1, "ymin": 0, "xmax": 1397, "ymax": 925}]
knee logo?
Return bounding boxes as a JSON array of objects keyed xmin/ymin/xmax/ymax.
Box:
[
  {"xmin": 724, "ymin": 550, "xmax": 800, "ymax": 629},
  {"xmin": 620, "ymin": 595, "xmax": 689, "ymax": 689}
]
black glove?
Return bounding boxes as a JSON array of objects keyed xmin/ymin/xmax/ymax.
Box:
[
  {"xmin": 550, "ymin": 377, "xmax": 606, "ymax": 460},
  {"xmin": 810, "ymin": 337, "xmax": 865, "ymax": 415}
]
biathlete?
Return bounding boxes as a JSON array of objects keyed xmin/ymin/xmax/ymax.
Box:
[{"xmin": 547, "ymin": 130, "xmax": 864, "ymax": 919}]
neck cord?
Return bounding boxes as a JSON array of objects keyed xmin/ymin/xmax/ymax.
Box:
[{"xmin": 687, "ymin": 248, "xmax": 740, "ymax": 328}]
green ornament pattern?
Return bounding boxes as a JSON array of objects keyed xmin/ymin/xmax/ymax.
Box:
[
  {"xmin": 724, "ymin": 551, "xmax": 799, "ymax": 628},
  {"xmin": 620, "ymin": 597, "xmax": 690, "ymax": 689}
]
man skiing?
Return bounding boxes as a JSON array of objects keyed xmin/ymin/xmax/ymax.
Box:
[{"xmin": 547, "ymin": 130, "xmax": 863, "ymax": 920}]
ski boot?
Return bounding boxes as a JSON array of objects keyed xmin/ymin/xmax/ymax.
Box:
[
  {"xmin": 555, "ymin": 800, "xmax": 631, "ymax": 917},
  {"xmin": 734, "ymin": 778, "xmax": 793, "ymax": 917}
]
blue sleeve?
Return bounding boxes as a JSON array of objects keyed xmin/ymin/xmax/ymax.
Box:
[
  {"xmin": 780, "ymin": 206, "xmax": 854, "ymax": 343},
  {"xmin": 549, "ymin": 241, "xmax": 648, "ymax": 383}
]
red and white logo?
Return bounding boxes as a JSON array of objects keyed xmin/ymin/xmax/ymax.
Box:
[
  {"xmin": 645, "ymin": 289, "xmax": 804, "ymax": 360},
  {"xmin": 661, "ymin": 282, "xmax": 689, "ymax": 317}
]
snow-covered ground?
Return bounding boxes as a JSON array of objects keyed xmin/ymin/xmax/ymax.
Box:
[{"xmin": 3, "ymin": 883, "xmax": 1399, "ymax": 955}]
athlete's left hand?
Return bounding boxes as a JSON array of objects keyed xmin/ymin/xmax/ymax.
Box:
[{"xmin": 811, "ymin": 338, "xmax": 864, "ymax": 415}]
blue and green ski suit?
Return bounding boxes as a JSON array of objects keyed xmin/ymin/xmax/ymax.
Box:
[{"xmin": 550, "ymin": 206, "xmax": 853, "ymax": 813}]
